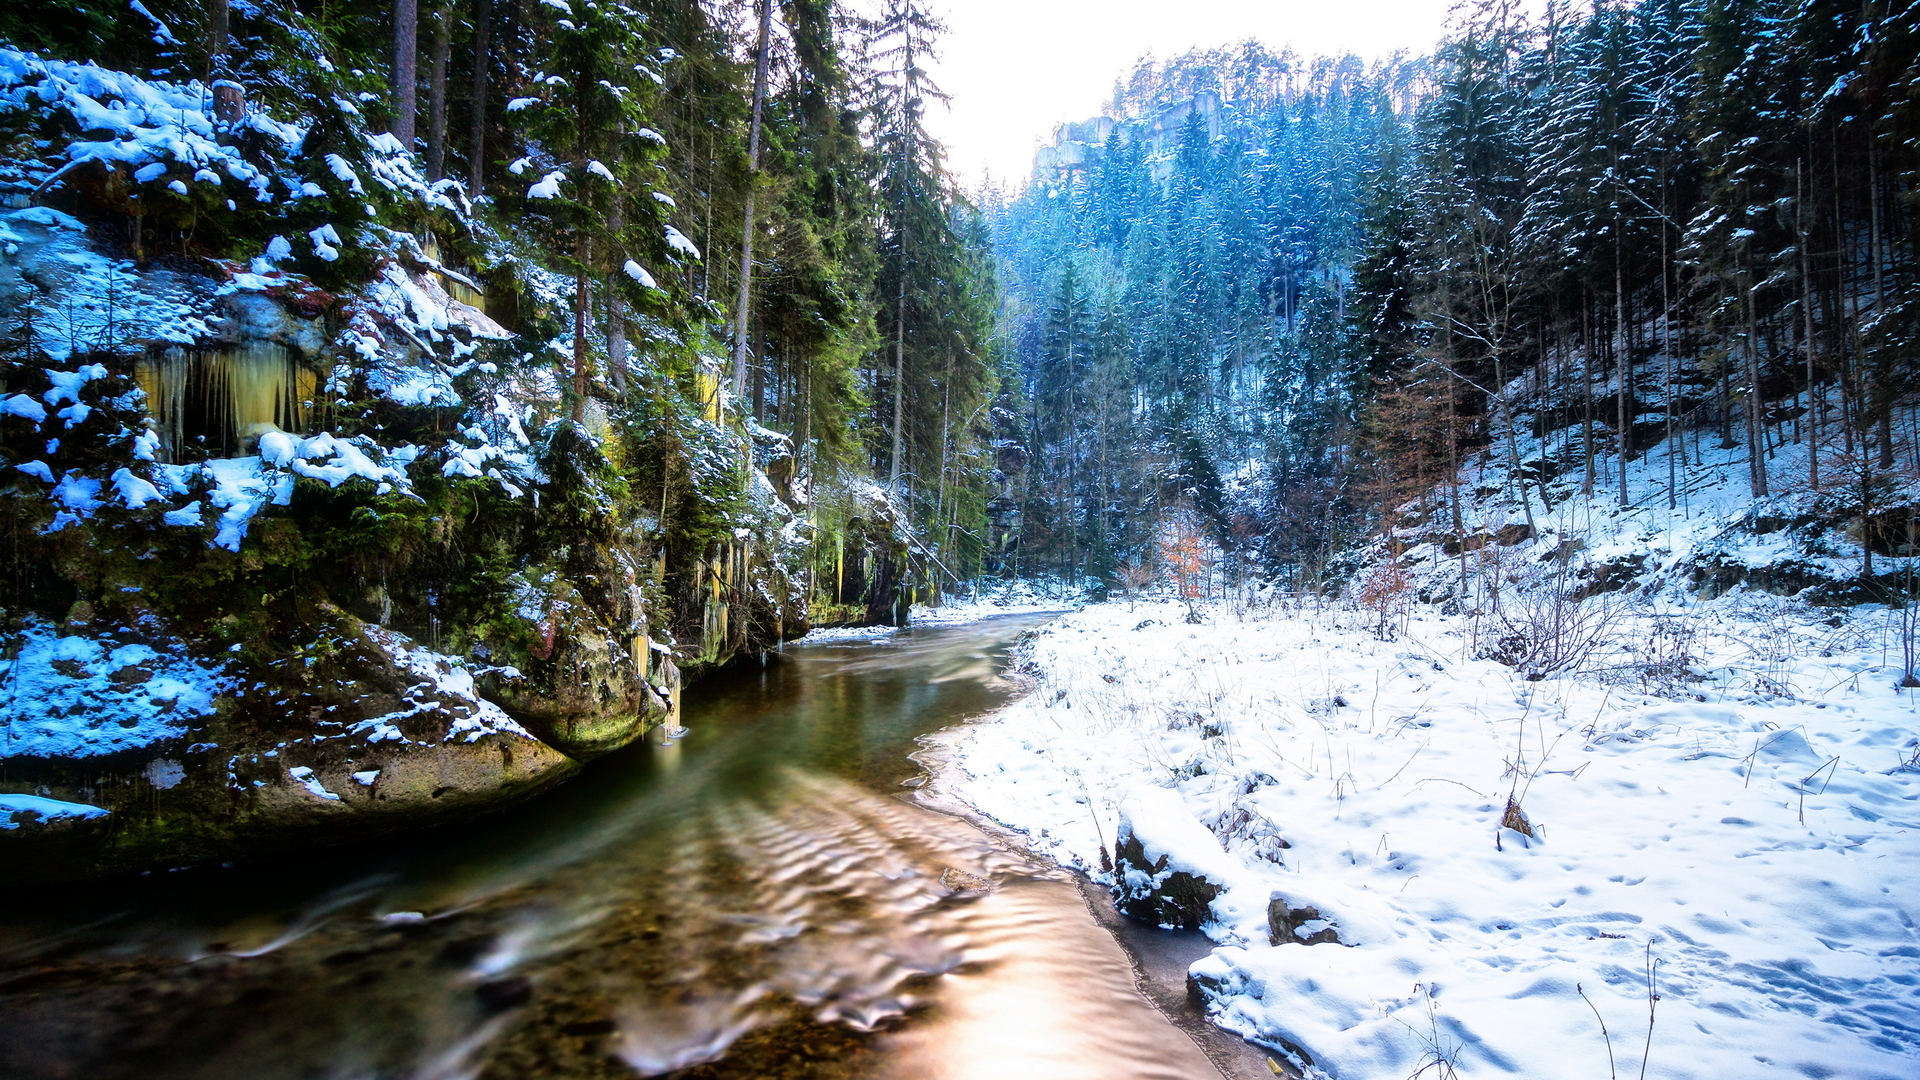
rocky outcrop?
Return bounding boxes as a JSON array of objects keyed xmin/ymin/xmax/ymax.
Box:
[
  {"xmin": 0, "ymin": 48, "xmax": 807, "ymax": 885},
  {"xmin": 1, "ymin": 606, "xmax": 579, "ymax": 883}
]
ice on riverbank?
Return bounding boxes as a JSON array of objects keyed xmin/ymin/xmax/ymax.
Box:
[{"xmin": 949, "ymin": 596, "xmax": 1920, "ymax": 1080}]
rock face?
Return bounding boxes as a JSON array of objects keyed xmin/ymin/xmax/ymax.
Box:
[
  {"xmin": 0, "ymin": 52, "xmax": 810, "ymax": 884},
  {"xmin": 2, "ymin": 607, "xmax": 579, "ymax": 883}
]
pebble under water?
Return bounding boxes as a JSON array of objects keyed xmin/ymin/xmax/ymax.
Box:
[{"xmin": 0, "ymin": 616, "xmax": 1250, "ymax": 1080}]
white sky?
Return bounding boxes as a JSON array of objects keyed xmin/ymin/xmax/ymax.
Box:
[{"xmin": 922, "ymin": 0, "xmax": 1459, "ymax": 190}]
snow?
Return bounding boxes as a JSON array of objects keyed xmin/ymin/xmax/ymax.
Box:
[
  {"xmin": 309, "ymin": 223, "xmax": 342, "ymax": 261},
  {"xmin": 0, "ymin": 47, "xmax": 295, "ymax": 208},
  {"xmin": 4, "ymin": 394, "xmax": 48, "ymax": 423},
  {"xmin": 0, "ymin": 793, "xmax": 109, "ymax": 829},
  {"xmin": 110, "ymin": 467, "xmax": 164, "ymax": 508},
  {"xmin": 171, "ymin": 437, "xmax": 427, "ymax": 549},
  {"xmin": 664, "ymin": 225, "xmax": 701, "ymax": 258},
  {"xmin": 623, "ymin": 259, "xmax": 658, "ymax": 289},
  {"xmin": 357, "ymin": 627, "xmax": 536, "ymax": 745},
  {"xmin": 1, "ymin": 210, "xmax": 215, "ymax": 359},
  {"xmin": 286, "ymin": 765, "xmax": 342, "ymax": 801},
  {"xmin": 910, "ymin": 579, "xmax": 1081, "ymax": 625},
  {"xmin": 43, "ymin": 364, "xmax": 108, "ymax": 406},
  {"xmin": 528, "ymin": 170, "xmax": 566, "ymax": 199},
  {"xmin": 939, "ymin": 392, "xmax": 1920, "ymax": 1080},
  {"xmin": 950, "ymin": 594, "xmax": 1920, "ymax": 1080},
  {"xmin": 162, "ymin": 500, "xmax": 203, "ymax": 526},
  {"xmin": 0, "ymin": 621, "xmax": 230, "ymax": 758},
  {"xmin": 793, "ymin": 624, "xmax": 902, "ymax": 645}
]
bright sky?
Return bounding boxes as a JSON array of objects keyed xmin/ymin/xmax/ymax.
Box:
[{"xmin": 923, "ymin": 0, "xmax": 1458, "ymax": 190}]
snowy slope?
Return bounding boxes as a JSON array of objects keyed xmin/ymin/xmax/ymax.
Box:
[
  {"xmin": 948, "ymin": 596, "xmax": 1919, "ymax": 1079},
  {"xmin": 948, "ymin": 423, "xmax": 1920, "ymax": 1080}
]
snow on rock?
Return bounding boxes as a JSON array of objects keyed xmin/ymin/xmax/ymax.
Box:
[
  {"xmin": 0, "ymin": 793, "xmax": 110, "ymax": 829},
  {"xmin": 910, "ymin": 578, "xmax": 1081, "ymax": 626},
  {"xmin": 0, "ymin": 621, "xmax": 231, "ymax": 758},
  {"xmin": 357, "ymin": 626, "xmax": 535, "ymax": 746},
  {"xmin": 286, "ymin": 765, "xmax": 342, "ymax": 802},
  {"xmin": 0, "ymin": 208, "xmax": 215, "ymax": 359},
  {"xmin": 951, "ymin": 598, "xmax": 1920, "ymax": 1080}
]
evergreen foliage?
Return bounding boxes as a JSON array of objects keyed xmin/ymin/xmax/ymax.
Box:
[{"xmin": 990, "ymin": 0, "xmax": 1920, "ymax": 593}]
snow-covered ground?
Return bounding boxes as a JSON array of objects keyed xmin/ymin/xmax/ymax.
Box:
[
  {"xmin": 790, "ymin": 579, "xmax": 1079, "ymax": 644},
  {"xmin": 910, "ymin": 578, "xmax": 1082, "ymax": 625},
  {"xmin": 944, "ymin": 593, "xmax": 1920, "ymax": 1079}
]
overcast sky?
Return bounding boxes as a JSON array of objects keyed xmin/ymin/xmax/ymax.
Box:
[{"xmin": 920, "ymin": 0, "xmax": 1458, "ymax": 190}]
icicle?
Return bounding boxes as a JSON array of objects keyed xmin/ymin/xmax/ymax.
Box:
[
  {"xmin": 135, "ymin": 347, "xmax": 192, "ymax": 461},
  {"xmin": 223, "ymin": 342, "xmax": 303, "ymax": 446},
  {"xmin": 137, "ymin": 345, "xmax": 316, "ymax": 459}
]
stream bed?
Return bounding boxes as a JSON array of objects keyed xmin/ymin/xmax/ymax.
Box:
[{"xmin": 0, "ymin": 615, "xmax": 1267, "ymax": 1080}]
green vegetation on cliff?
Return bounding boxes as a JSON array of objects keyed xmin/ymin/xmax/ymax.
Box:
[{"xmin": 0, "ymin": 0, "xmax": 1002, "ymax": 877}]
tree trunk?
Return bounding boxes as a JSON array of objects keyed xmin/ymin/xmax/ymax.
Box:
[
  {"xmin": 1615, "ymin": 200, "xmax": 1630, "ymax": 507},
  {"xmin": 730, "ymin": 0, "xmax": 774, "ymax": 403},
  {"xmin": 1798, "ymin": 158, "xmax": 1819, "ymax": 490},
  {"xmin": 391, "ymin": 0, "xmax": 419, "ymax": 150},
  {"xmin": 426, "ymin": 3, "xmax": 451, "ymax": 181},
  {"xmin": 467, "ymin": 0, "xmax": 492, "ymax": 195},
  {"xmin": 1661, "ymin": 177, "xmax": 1679, "ymax": 509},
  {"xmin": 1869, "ymin": 142, "xmax": 1892, "ymax": 468},
  {"xmin": 1582, "ymin": 299, "xmax": 1595, "ymax": 494},
  {"xmin": 573, "ymin": 242, "xmax": 590, "ymax": 423},
  {"xmin": 891, "ymin": 277, "xmax": 906, "ymax": 489},
  {"xmin": 207, "ymin": 0, "xmax": 230, "ymax": 76},
  {"xmin": 1744, "ymin": 247, "xmax": 1768, "ymax": 498}
]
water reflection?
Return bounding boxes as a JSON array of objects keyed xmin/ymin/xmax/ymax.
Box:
[{"xmin": 0, "ymin": 616, "xmax": 1226, "ymax": 1080}]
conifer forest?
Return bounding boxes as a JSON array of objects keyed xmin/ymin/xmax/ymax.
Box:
[{"xmin": 0, "ymin": 2, "xmax": 1916, "ymax": 1079}]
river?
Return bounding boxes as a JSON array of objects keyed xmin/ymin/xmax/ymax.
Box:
[{"xmin": 0, "ymin": 615, "xmax": 1269, "ymax": 1080}]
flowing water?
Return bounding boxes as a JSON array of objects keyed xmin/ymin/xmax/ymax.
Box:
[{"xmin": 0, "ymin": 615, "xmax": 1262, "ymax": 1080}]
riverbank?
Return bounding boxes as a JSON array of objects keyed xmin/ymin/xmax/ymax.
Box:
[{"xmin": 944, "ymin": 595, "xmax": 1920, "ymax": 1080}]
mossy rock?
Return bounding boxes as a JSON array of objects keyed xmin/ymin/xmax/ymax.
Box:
[{"xmin": 2, "ymin": 608, "xmax": 581, "ymax": 884}]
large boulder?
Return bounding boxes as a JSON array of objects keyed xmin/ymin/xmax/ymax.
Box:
[{"xmin": 1, "ymin": 606, "xmax": 578, "ymax": 883}]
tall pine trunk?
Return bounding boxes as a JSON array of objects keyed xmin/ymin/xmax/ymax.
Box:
[
  {"xmin": 467, "ymin": 0, "xmax": 491, "ymax": 195},
  {"xmin": 1798, "ymin": 159, "xmax": 1820, "ymax": 490},
  {"xmin": 1615, "ymin": 198, "xmax": 1630, "ymax": 507},
  {"xmin": 391, "ymin": 0, "xmax": 418, "ymax": 149},
  {"xmin": 426, "ymin": 3, "xmax": 451, "ymax": 181},
  {"xmin": 730, "ymin": 0, "xmax": 774, "ymax": 403},
  {"xmin": 207, "ymin": 0, "xmax": 230, "ymax": 75},
  {"xmin": 573, "ymin": 243, "xmax": 590, "ymax": 424}
]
